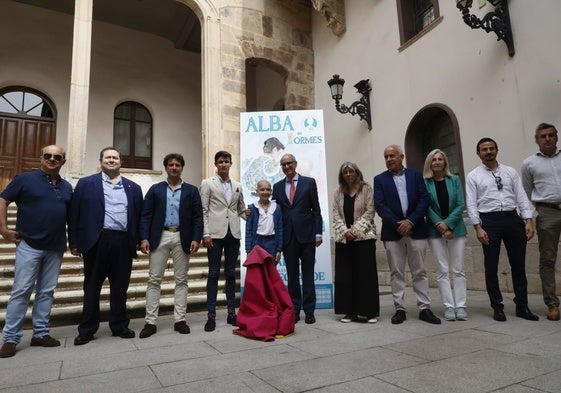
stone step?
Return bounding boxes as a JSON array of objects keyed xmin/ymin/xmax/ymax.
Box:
[
  {"xmin": 0, "ymin": 292, "xmax": 237, "ymax": 328},
  {"xmin": 0, "ymin": 265, "xmax": 237, "ymax": 292},
  {"xmin": 0, "ymin": 257, "xmax": 239, "ymax": 326},
  {"xmin": 0, "ymin": 204, "xmax": 239, "ymax": 326}
]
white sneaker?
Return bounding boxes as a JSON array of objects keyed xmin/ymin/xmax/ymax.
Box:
[
  {"xmin": 455, "ymin": 307, "xmax": 468, "ymax": 321},
  {"xmin": 340, "ymin": 315, "xmax": 353, "ymax": 323},
  {"xmin": 444, "ymin": 307, "xmax": 456, "ymax": 321},
  {"xmin": 367, "ymin": 317, "xmax": 378, "ymax": 323}
]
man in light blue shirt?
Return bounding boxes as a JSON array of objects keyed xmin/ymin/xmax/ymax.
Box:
[
  {"xmin": 138, "ymin": 154, "xmax": 203, "ymax": 338},
  {"xmin": 522, "ymin": 123, "xmax": 561, "ymax": 321},
  {"xmin": 70, "ymin": 147, "xmax": 143, "ymax": 345}
]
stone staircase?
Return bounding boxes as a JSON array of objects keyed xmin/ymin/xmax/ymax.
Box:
[{"xmin": 0, "ymin": 206, "xmax": 238, "ymax": 327}]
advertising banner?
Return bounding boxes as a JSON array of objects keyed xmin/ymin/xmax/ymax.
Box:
[{"xmin": 239, "ymin": 109, "xmax": 333, "ymax": 308}]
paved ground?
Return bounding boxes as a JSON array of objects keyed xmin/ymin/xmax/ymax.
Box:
[{"xmin": 2, "ymin": 288, "xmax": 561, "ymax": 393}]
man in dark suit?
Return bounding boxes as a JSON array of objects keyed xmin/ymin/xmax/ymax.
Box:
[
  {"xmin": 374, "ymin": 145, "xmax": 440, "ymax": 325},
  {"xmin": 138, "ymin": 153, "xmax": 203, "ymax": 338},
  {"xmin": 69, "ymin": 147, "xmax": 143, "ymax": 345},
  {"xmin": 273, "ymin": 153, "xmax": 323, "ymax": 324}
]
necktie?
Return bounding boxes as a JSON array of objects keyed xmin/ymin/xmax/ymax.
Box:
[{"xmin": 289, "ymin": 179, "xmax": 295, "ymax": 204}]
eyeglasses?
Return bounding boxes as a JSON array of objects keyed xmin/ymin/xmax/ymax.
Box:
[
  {"xmin": 491, "ymin": 172, "xmax": 503, "ymax": 190},
  {"xmin": 42, "ymin": 153, "xmax": 63, "ymax": 162},
  {"xmin": 280, "ymin": 161, "xmax": 295, "ymax": 167}
]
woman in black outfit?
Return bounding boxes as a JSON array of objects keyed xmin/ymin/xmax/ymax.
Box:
[{"xmin": 332, "ymin": 162, "xmax": 379, "ymax": 323}]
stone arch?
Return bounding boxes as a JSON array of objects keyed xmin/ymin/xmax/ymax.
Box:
[
  {"xmin": 240, "ymin": 43, "xmax": 312, "ymax": 111},
  {"xmin": 404, "ymin": 103, "xmax": 465, "ymax": 182},
  {"xmin": 245, "ymin": 57, "xmax": 288, "ymax": 112}
]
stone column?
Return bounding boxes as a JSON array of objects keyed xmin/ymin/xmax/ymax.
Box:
[
  {"xmin": 201, "ymin": 12, "xmax": 223, "ymax": 178},
  {"xmin": 65, "ymin": 0, "xmax": 93, "ymax": 183}
]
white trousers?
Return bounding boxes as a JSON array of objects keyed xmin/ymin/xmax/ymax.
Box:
[
  {"xmin": 145, "ymin": 231, "xmax": 190, "ymax": 324},
  {"xmin": 384, "ymin": 237, "xmax": 431, "ymax": 311},
  {"xmin": 428, "ymin": 236, "xmax": 467, "ymax": 309}
]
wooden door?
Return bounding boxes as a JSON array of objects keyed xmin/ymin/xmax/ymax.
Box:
[{"xmin": 0, "ymin": 116, "xmax": 55, "ymax": 191}]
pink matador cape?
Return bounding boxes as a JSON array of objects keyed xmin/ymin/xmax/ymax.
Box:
[{"xmin": 233, "ymin": 245, "xmax": 295, "ymax": 341}]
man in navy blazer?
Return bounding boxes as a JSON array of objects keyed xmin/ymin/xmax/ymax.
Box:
[
  {"xmin": 138, "ymin": 153, "xmax": 203, "ymax": 338},
  {"xmin": 374, "ymin": 145, "xmax": 440, "ymax": 325},
  {"xmin": 69, "ymin": 147, "xmax": 143, "ymax": 345},
  {"xmin": 273, "ymin": 153, "xmax": 323, "ymax": 324}
]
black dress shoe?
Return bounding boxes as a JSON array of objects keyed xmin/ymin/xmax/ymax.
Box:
[
  {"xmin": 419, "ymin": 309, "xmax": 441, "ymax": 324},
  {"xmin": 139, "ymin": 323, "xmax": 157, "ymax": 338},
  {"xmin": 174, "ymin": 321, "xmax": 190, "ymax": 334},
  {"xmin": 305, "ymin": 314, "xmax": 316, "ymax": 324},
  {"xmin": 74, "ymin": 334, "xmax": 94, "ymax": 346},
  {"xmin": 227, "ymin": 312, "xmax": 237, "ymax": 326},
  {"xmin": 204, "ymin": 317, "xmax": 216, "ymax": 332},
  {"xmin": 112, "ymin": 328, "xmax": 135, "ymax": 339},
  {"xmin": 493, "ymin": 308, "xmax": 507, "ymax": 322},
  {"xmin": 391, "ymin": 310, "xmax": 407, "ymax": 324},
  {"xmin": 516, "ymin": 306, "xmax": 539, "ymax": 321}
]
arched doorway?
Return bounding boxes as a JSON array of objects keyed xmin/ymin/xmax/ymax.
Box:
[
  {"xmin": 404, "ymin": 103, "xmax": 464, "ymax": 183},
  {"xmin": 245, "ymin": 58, "xmax": 287, "ymax": 112},
  {"xmin": 0, "ymin": 87, "xmax": 56, "ymax": 190}
]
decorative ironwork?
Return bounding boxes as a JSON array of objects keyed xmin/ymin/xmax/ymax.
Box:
[
  {"xmin": 327, "ymin": 75, "xmax": 372, "ymax": 131},
  {"xmin": 456, "ymin": 0, "xmax": 515, "ymax": 57}
]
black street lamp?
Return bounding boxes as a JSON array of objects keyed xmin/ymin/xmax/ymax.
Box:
[{"xmin": 327, "ymin": 74, "xmax": 372, "ymax": 131}]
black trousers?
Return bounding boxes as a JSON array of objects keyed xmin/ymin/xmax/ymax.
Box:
[
  {"xmin": 283, "ymin": 234, "xmax": 316, "ymax": 316},
  {"xmin": 78, "ymin": 230, "xmax": 132, "ymax": 336},
  {"xmin": 334, "ymin": 239, "xmax": 379, "ymax": 317},
  {"xmin": 480, "ymin": 211, "xmax": 528, "ymax": 309}
]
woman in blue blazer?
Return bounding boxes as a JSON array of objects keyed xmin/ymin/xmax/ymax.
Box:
[{"xmin": 423, "ymin": 149, "xmax": 468, "ymax": 321}]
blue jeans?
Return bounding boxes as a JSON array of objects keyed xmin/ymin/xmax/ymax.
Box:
[{"xmin": 2, "ymin": 240, "xmax": 63, "ymax": 344}]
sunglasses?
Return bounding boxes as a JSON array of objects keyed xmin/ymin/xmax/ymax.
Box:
[
  {"xmin": 491, "ymin": 172, "xmax": 503, "ymax": 190},
  {"xmin": 42, "ymin": 153, "xmax": 63, "ymax": 162},
  {"xmin": 280, "ymin": 161, "xmax": 295, "ymax": 167}
]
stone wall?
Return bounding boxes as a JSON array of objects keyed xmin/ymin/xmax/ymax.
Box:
[
  {"xmin": 217, "ymin": 1, "xmax": 315, "ymax": 170},
  {"xmin": 370, "ymin": 223, "xmax": 553, "ymax": 298}
]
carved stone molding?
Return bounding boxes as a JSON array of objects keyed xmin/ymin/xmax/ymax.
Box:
[{"xmin": 311, "ymin": 0, "xmax": 346, "ymax": 37}]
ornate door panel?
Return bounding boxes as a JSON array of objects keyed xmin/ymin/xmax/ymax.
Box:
[
  {"xmin": 0, "ymin": 117, "xmax": 55, "ymax": 191},
  {"xmin": 0, "ymin": 117, "xmax": 20, "ymax": 191},
  {"xmin": 0, "ymin": 88, "xmax": 56, "ymax": 191}
]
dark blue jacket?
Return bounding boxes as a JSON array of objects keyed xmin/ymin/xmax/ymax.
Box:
[
  {"xmin": 69, "ymin": 173, "xmax": 143, "ymax": 257},
  {"xmin": 374, "ymin": 168, "xmax": 429, "ymax": 241},
  {"xmin": 245, "ymin": 202, "xmax": 283, "ymax": 253},
  {"xmin": 272, "ymin": 175, "xmax": 323, "ymax": 245},
  {"xmin": 139, "ymin": 181, "xmax": 203, "ymax": 254}
]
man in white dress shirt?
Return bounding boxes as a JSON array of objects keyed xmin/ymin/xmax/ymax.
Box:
[{"xmin": 465, "ymin": 137, "xmax": 538, "ymax": 322}]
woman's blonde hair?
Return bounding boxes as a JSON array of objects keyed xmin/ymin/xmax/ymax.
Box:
[{"xmin": 423, "ymin": 149, "xmax": 452, "ymax": 179}]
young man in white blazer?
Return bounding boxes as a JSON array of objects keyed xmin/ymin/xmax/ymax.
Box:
[{"xmin": 200, "ymin": 151, "xmax": 248, "ymax": 332}]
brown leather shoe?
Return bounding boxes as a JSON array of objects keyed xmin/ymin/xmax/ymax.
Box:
[
  {"xmin": 547, "ymin": 305, "xmax": 560, "ymax": 321},
  {"xmin": 30, "ymin": 335, "xmax": 60, "ymax": 347},
  {"xmin": 139, "ymin": 324, "xmax": 157, "ymax": 339},
  {"xmin": 174, "ymin": 321, "xmax": 190, "ymax": 334},
  {"xmin": 0, "ymin": 342, "xmax": 16, "ymax": 358}
]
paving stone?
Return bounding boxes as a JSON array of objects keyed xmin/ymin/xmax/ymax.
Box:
[
  {"xmin": 377, "ymin": 349, "xmax": 558, "ymax": 393},
  {"xmin": 252, "ymin": 347, "xmax": 425, "ymax": 393}
]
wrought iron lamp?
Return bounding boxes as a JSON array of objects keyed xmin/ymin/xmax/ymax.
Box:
[
  {"xmin": 327, "ymin": 74, "xmax": 372, "ymax": 130},
  {"xmin": 456, "ymin": 0, "xmax": 514, "ymax": 57}
]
